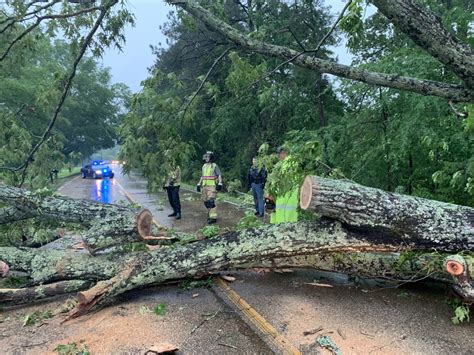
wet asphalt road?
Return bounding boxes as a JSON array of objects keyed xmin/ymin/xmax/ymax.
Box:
[{"xmin": 54, "ymin": 166, "xmax": 474, "ymax": 354}]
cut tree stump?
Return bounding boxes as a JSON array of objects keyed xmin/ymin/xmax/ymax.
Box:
[
  {"xmin": 0, "ymin": 184, "xmax": 155, "ymax": 253},
  {"xmin": 300, "ymin": 175, "xmax": 474, "ymax": 251}
]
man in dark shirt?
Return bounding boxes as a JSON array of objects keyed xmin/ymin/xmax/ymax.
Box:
[{"xmin": 248, "ymin": 157, "xmax": 267, "ymax": 217}]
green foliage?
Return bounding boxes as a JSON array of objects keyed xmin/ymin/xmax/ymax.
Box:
[
  {"xmin": 119, "ymin": 0, "xmax": 343, "ymax": 190},
  {"xmin": 226, "ymin": 179, "xmax": 242, "ymax": 195},
  {"xmin": 121, "ymin": 242, "xmax": 149, "ymax": 252},
  {"xmin": 200, "ymin": 225, "xmax": 220, "ymax": 238},
  {"xmin": 452, "ymin": 304, "xmax": 471, "ymax": 325},
  {"xmin": 179, "ymin": 277, "xmax": 215, "ymax": 290},
  {"xmin": 235, "ymin": 211, "xmax": 263, "ymax": 230},
  {"xmin": 448, "ymin": 298, "xmax": 471, "ymax": 325},
  {"xmin": 0, "ymin": 3, "xmax": 132, "ymax": 187},
  {"xmin": 0, "ymin": 276, "xmax": 29, "ymax": 288},
  {"xmin": 23, "ymin": 309, "xmax": 53, "ymax": 326},
  {"xmin": 153, "ymin": 302, "xmax": 167, "ymax": 316},
  {"xmin": 0, "ymin": 217, "xmax": 65, "ymax": 247},
  {"xmin": 54, "ymin": 342, "xmax": 90, "ymax": 355}
]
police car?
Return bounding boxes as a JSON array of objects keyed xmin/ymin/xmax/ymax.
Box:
[{"xmin": 81, "ymin": 161, "xmax": 115, "ymax": 179}]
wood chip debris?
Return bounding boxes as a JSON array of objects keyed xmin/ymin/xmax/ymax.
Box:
[
  {"xmin": 0, "ymin": 261, "xmax": 9, "ymax": 277},
  {"xmin": 337, "ymin": 328, "xmax": 347, "ymax": 340},
  {"xmin": 273, "ymin": 269, "xmax": 294, "ymax": 274},
  {"xmin": 252, "ymin": 268, "xmax": 271, "ymax": 273},
  {"xmin": 303, "ymin": 326, "xmax": 323, "ymax": 336},
  {"xmin": 192, "ymin": 293, "xmax": 199, "ymax": 298},
  {"xmin": 71, "ymin": 242, "xmax": 85, "ymax": 250},
  {"xmin": 304, "ymin": 282, "xmax": 333, "ymax": 288},
  {"xmin": 146, "ymin": 342, "xmax": 178, "ymax": 354},
  {"xmin": 220, "ymin": 275, "xmax": 236, "ymax": 282}
]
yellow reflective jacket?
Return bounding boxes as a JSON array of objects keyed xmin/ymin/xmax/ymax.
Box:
[
  {"xmin": 201, "ymin": 163, "xmax": 220, "ymax": 186},
  {"xmin": 270, "ymin": 187, "xmax": 299, "ymax": 224}
]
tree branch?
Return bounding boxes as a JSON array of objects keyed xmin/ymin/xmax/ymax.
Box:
[
  {"xmin": 371, "ymin": 0, "xmax": 474, "ymax": 89},
  {"xmin": 0, "ymin": 0, "xmax": 60, "ymax": 29},
  {"xmin": 0, "ymin": 1, "xmax": 119, "ymax": 185},
  {"xmin": 179, "ymin": 47, "xmax": 232, "ymax": 118},
  {"xmin": 168, "ymin": 0, "xmax": 474, "ymax": 103},
  {"xmin": 0, "ymin": 5, "xmax": 102, "ymax": 60}
]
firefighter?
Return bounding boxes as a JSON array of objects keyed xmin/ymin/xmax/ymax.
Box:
[
  {"xmin": 270, "ymin": 147, "xmax": 299, "ymax": 224},
  {"xmin": 196, "ymin": 151, "xmax": 223, "ymax": 224}
]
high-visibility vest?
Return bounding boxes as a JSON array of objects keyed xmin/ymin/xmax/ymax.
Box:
[
  {"xmin": 202, "ymin": 163, "xmax": 218, "ymax": 186},
  {"xmin": 270, "ymin": 187, "xmax": 299, "ymax": 224}
]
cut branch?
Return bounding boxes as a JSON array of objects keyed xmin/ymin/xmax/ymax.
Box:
[
  {"xmin": 169, "ymin": 0, "xmax": 474, "ymax": 102},
  {"xmin": 0, "ymin": 183, "xmax": 153, "ymax": 253},
  {"xmin": 0, "ymin": 280, "xmax": 92, "ymax": 306},
  {"xmin": 300, "ymin": 175, "xmax": 474, "ymax": 251}
]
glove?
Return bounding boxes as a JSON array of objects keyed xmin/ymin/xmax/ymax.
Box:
[
  {"xmin": 216, "ymin": 183, "xmax": 223, "ymax": 192},
  {"xmin": 163, "ymin": 186, "xmax": 167, "ymax": 191},
  {"xmin": 196, "ymin": 185, "xmax": 201, "ymax": 193}
]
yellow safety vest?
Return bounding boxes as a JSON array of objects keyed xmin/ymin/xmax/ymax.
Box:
[
  {"xmin": 202, "ymin": 163, "xmax": 218, "ymax": 186},
  {"xmin": 270, "ymin": 188, "xmax": 299, "ymax": 224}
]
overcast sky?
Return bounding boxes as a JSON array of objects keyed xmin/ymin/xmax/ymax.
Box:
[{"xmin": 100, "ymin": 0, "xmax": 363, "ymax": 93}]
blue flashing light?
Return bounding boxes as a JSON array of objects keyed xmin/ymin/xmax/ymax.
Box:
[{"xmin": 103, "ymin": 169, "xmax": 107, "ymax": 173}]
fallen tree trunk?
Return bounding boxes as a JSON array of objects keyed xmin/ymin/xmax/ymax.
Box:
[
  {"xmin": 1, "ymin": 181, "xmax": 473, "ymax": 313},
  {"xmin": 63, "ymin": 218, "xmax": 467, "ymax": 317},
  {"xmin": 0, "ymin": 247, "xmax": 120, "ymax": 284},
  {"xmin": 2, "ymin": 220, "xmax": 472, "ymax": 308},
  {"xmin": 0, "ymin": 280, "xmax": 92, "ymax": 305},
  {"xmin": 0, "ymin": 206, "xmax": 31, "ymax": 225},
  {"xmin": 0, "ymin": 184, "xmax": 154, "ymax": 253},
  {"xmin": 300, "ymin": 176, "xmax": 474, "ymax": 251}
]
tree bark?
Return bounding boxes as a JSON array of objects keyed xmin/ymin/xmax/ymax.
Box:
[
  {"xmin": 0, "ymin": 184, "xmax": 154, "ymax": 253},
  {"xmin": 299, "ymin": 176, "xmax": 474, "ymax": 251},
  {"xmin": 0, "ymin": 206, "xmax": 31, "ymax": 225},
  {"xmin": 2, "ymin": 219, "xmax": 472, "ymax": 309},
  {"xmin": 168, "ymin": 0, "xmax": 474, "ymax": 102},
  {"xmin": 371, "ymin": 0, "xmax": 474, "ymax": 88},
  {"xmin": 0, "ymin": 280, "xmax": 92, "ymax": 305}
]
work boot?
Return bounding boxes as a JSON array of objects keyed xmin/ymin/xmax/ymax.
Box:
[
  {"xmin": 207, "ymin": 218, "xmax": 217, "ymax": 225},
  {"xmin": 176, "ymin": 212, "xmax": 181, "ymax": 220},
  {"xmin": 168, "ymin": 212, "xmax": 177, "ymax": 217},
  {"xmin": 254, "ymin": 211, "xmax": 259, "ymax": 216}
]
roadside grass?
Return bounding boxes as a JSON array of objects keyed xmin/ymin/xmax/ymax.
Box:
[{"xmin": 58, "ymin": 167, "xmax": 81, "ymax": 179}]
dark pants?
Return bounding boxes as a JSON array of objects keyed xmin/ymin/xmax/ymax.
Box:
[
  {"xmin": 166, "ymin": 186, "xmax": 181, "ymax": 213},
  {"xmin": 251, "ymin": 182, "xmax": 264, "ymax": 216}
]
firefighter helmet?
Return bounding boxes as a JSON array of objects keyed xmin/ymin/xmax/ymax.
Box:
[{"xmin": 203, "ymin": 151, "xmax": 215, "ymax": 162}]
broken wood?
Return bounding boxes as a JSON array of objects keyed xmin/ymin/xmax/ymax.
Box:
[
  {"xmin": 0, "ymin": 184, "xmax": 154, "ymax": 253},
  {"xmin": 1, "ymin": 179, "xmax": 473, "ymax": 314},
  {"xmin": 299, "ymin": 175, "xmax": 474, "ymax": 251},
  {"xmin": 0, "ymin": 280, "xmax": 92, "ymax": 305}
]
